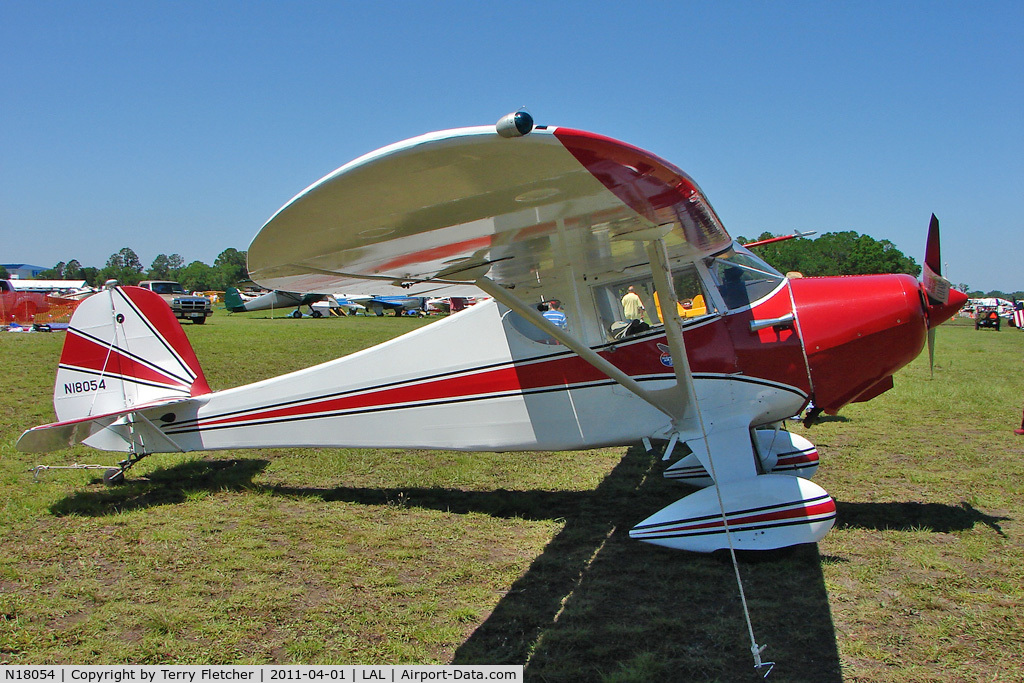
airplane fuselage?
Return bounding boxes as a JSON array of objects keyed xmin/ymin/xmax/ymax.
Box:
[{"xmin": 80, "ymin": 250, "xmax": 957, "ymax": 458}]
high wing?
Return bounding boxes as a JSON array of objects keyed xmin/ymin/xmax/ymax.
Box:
[{"xmin": 248, "ymin": 124, "xmax": 732, "ymax": 298}]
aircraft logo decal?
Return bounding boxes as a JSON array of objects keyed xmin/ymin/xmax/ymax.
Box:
[{"xmin": 657, "ymin": 343, "xmax": 673, "ymax": 367}]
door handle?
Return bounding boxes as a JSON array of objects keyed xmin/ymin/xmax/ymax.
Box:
[{"xmin": 750, "ymin": 313, "xmax": 795, "ymax": 333}]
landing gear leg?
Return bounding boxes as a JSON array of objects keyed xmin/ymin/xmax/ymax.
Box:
[
  {"xmin": 102, "ymin": 451, "xmax": 150, "ymax": 486},
  {"xmin": 802, "ymin": 406, "xmax": 824, "ymax": 428}
]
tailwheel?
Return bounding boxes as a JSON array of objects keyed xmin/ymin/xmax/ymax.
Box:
[{"xmin": 101, "ymin": 452, "xmax": 150, "ymax": 486}]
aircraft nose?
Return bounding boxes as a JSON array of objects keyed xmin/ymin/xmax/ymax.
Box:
[
  {"xmin": 791, "ymin": 273, "xmax": 928, "ymax": 413},
  {"xmin": 926, "ymin": 287, "xmax": 968, "ymax": 329}
]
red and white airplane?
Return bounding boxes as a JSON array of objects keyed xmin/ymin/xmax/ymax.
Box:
[{"xmin": 17, "ymin": 112, "xmax": 966, "ymax": 553}]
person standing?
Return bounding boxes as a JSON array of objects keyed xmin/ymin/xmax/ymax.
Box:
[
  {"xmin": 543, "ymin": 300, "xmax": 568, "ymax": 329},
  {"xmin": 621, "ymin": 285, "xmax": 645, "ymax": 320}
]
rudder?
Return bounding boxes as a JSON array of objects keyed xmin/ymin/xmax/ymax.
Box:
[
  {"xmin": 223, "ymin": 287, "xmax": 248, "ymax": 312},
  {"xmin": 54, "ymin": 285, "xmax": 211, "ymax": 423}
]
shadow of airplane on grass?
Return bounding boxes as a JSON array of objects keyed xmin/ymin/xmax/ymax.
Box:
[
  {"xmin": 48, "ymin": 449, "xmax": 1009, "ymax": 681},
  {"xmin": 49, "ymin": 459, "xmax": 271, "ymax": 517},
  {"xmin": 835, "ymin": 500, "xmax": 1008, "ymax": 537},
  {"xmin": 448, "ymin": 447, "xmax": 843, "ymax": 682}
]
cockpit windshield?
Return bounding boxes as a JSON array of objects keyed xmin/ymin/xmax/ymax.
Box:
[{"xmin": 706, "ymin": 246, "xmax": 784, "ymax": 310}]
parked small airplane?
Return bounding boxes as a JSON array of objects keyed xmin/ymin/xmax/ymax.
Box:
[
  {"xmin": 426, "ymin": 297, "xmax": 475, "ymax": 314},
  {"xmin": 18, "ymin": 112, "xmax": 966, "ymax": 555},
  {"xmin": 225, "ymin": 286, "xmax": 426, "ymax": 318},
  {"xmin": 364, "ymin": 295, "xmax": 428, "ymax": 317},
  {"xmin": 224, "ymin": 287, "xmax": 331, "ymax": 318},
  {"xmin": 311, "ymin": 297, "xmax": 366, "ymax": 317}
]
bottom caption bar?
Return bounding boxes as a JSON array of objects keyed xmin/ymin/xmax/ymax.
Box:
[{"xmin": 0, "ymin": 667, "xmax": 523, "ymax": 683}]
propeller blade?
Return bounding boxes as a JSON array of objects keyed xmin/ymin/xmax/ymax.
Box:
[
  {"xmin": 925, "ymin": 216, "xmax": 939, "ymax": 379},
  {"xmin": 925, "ymin": 214, "xmax": 941, "ymax": 275},
  {"xmin": 922, "ymin": 215, "xmax": 951, "ymax": 306},
  {"xmin": 920, "ymin": 214, "xmax": 967, "ymax": 378}
]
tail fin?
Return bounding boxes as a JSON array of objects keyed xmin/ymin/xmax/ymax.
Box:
[
  {"xmin": 53, "ymin": 285, "xmax": 211, "ymax": 424},
  {"xmin": 224, "ymin": 287, "xmax": 248, "ymax": 312}
]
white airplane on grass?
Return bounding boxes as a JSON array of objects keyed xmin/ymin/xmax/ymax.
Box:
[
  {"xmin": 224, "ymin": 287, "xmax": 331, "ymax": 318},
  {"xmin": 18, "ymin": 112, "xmax": 965, "ymax": 557},
  {"xmin": 311, "ymin": 297, "xmax": 366, "ymax": 316}
]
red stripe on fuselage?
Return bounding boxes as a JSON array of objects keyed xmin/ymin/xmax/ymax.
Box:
[
  {"xmin": 192, "ymin": 308, "xmax": 813, "ymax": 431},
  {"xmin": 199, "ymin": 365, "xmax": 526, "ymax": 427},
  {"xmin": 196, "ymin": 337, "xmax": 678, "ymax": 429}
]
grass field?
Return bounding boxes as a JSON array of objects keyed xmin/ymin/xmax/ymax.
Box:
[{"xmin": 1, "ymin": 311, "xmax": 1022, "ymax": 682}]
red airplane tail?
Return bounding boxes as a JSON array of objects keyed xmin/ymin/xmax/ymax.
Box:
[{"xmin": 17, "ymin": 285, "xmax": 211, "ymax": 454}]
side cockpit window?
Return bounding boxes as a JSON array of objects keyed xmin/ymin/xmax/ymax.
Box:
[
  {"xmin": 668, "ymin": 267, "xmax": 711, "ymax": 320},
  {"xmin": 595, "ymin": 263, "xmax": 715, "ymax": 341}
]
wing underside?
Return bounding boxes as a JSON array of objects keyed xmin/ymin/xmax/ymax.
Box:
[{"xmin": 248, "ymin": 125, "xmax": 732, "ymax": 297}]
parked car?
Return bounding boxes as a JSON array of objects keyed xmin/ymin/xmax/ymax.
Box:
[
  {"xmin": 974, "ymin": 306, "xmax": 1001, "ymax": 331},
  {"xmin": 138, "ymin": 280, "xmax": 213, "ymax": 324}
]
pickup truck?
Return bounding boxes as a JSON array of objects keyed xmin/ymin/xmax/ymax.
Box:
[
  {"xmin": 138, "ymin": 280, "xmax": 213, "ymax": 324},
  {"xmin": 1, "ymin": 280, "xmax": 53, "ymax": 323}
]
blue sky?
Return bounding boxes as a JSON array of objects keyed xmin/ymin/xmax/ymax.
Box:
[{"xmin": 2, "ymin": 1, "xmax": 1021, "ymax": 292}]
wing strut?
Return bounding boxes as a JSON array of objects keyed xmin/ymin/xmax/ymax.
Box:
[
  {"xmin": 473, "ymin": 230, "xmax": 700, "ymax": 433},
  {"xmin": 635, "ymin": 233, "xmax": 774, "ymax": 677},
  {"xmin": 642, "ymin": 237, "xmax": 697, "ymax": 427}
]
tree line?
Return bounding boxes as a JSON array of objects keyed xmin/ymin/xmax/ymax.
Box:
[
  {"xmin": 28, "ymin": 247, "xmax": 249, "ymax": 292},
  {"xmin": 737, "ymin": 230, "xmax": 1022, "ymax": 300},
  {"xmin": 8, "ymin": 232, "xmax": 1020, "ymax": 300}
]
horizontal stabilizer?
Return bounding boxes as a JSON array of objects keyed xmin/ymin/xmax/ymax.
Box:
[
  {"xmin": 17, "ymin": 397, "xmax": 196, "ymax": 453},
  {"xmin": 20, "ymin": 284, "xmax": 211, "ymax": 455}
]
